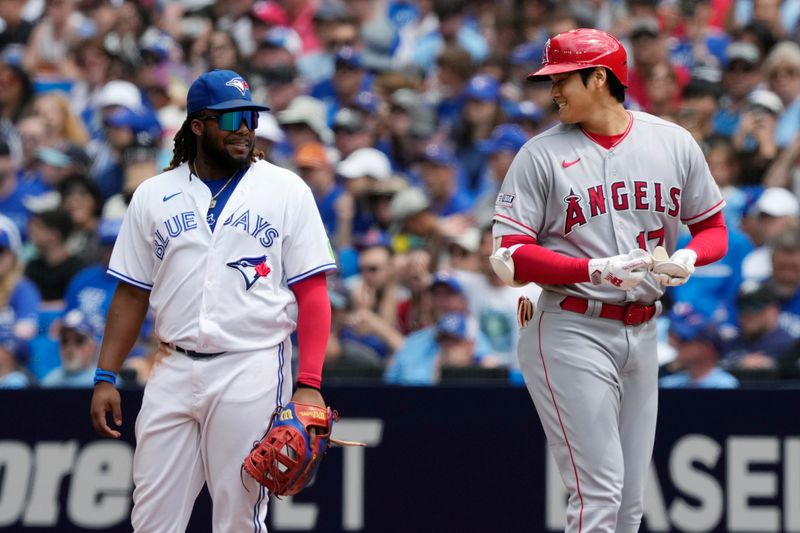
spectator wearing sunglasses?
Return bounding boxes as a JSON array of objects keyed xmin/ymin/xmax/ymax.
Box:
[
  {"xmin": 714, "ymin": 41, "xmax": 764, "ymax": 138},
  {"xmin": 41, "ymin": 309, "xmax": 99, "ymax": 388}
]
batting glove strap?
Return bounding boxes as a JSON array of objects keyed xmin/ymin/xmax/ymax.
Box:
[{"xmin": 588, "ymin": 249, "xmax": 654, "ymax": 291}]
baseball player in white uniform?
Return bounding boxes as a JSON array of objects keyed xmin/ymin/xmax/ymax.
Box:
[
  {"xmin": 490, "ymin": 30, "xmax": 729, "ymax": 532},
  {"xmin": 90, "ymin": 70, "xmax": 337, "ymax": 532}
]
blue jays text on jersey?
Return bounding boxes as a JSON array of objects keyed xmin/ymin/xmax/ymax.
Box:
[{"xmin": 153, "ymin": 209, "xmax": 281, "ymax": 260}]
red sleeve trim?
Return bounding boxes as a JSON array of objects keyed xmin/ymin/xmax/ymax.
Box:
[
  {"xmin": 493, "ymin": 214, "xmax": 539, "ymax": 239},
  {"xmin": 290, "ymin": 272, "xmax": 330, "ymax": 389},
  {"xmin": 680, "ymin": 198, "xmax": 726, "ymax": 224}
]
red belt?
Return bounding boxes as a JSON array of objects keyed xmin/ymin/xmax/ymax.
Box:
[{"xmin": 560, "ymin": 296, "xmax": 657, "ymax": 326}]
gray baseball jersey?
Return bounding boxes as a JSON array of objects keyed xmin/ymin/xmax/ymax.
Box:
[
  {"xmin": 493, "ymin": 111, "xmax": 725, "ymax": 533},
  {"xmin": 493, "ymin": 111, "xmax": 724, "ymax": 303}
]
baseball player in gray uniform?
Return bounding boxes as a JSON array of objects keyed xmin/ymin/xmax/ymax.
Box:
[
  {"xmin": 490, "ymin": 30, "xmax": 729, "ymax": 532},
  {"xmin": 89, "ymin": 70, "xmax": 337, "ymax": 531}
]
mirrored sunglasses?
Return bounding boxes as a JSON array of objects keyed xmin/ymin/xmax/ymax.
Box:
[{"xmin": 198, "ymin": 110, "xmax": 259, "ymax": 131}]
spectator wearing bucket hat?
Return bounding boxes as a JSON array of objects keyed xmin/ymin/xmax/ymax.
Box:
[
  {"xmin": 741, "ymin": 187, "xmax": 800, "ymax": 282},
  {"xmin": 277, "ymin": 95, "xmax": 334, "ymax": 147}
]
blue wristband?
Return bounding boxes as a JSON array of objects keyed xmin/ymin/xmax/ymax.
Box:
[{"xmin": 94, "ymin": 369, "xmax": 117, "ymax": 386}]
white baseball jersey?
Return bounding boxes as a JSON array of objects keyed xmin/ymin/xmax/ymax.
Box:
[
  {"xmin": 108, "ymin": 159, "xmax": 337, "ymax": 352},
  {"xmin": 493, "ymin": 111, "xmax": 724, "ymax": 303}
]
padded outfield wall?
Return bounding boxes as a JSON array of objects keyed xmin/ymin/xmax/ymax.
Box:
[{"xmin": 0, "ymin": 386, "xmax": 799, "ymax": 533}]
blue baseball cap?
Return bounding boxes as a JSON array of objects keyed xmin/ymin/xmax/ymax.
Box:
[
  {"xmin": 478, "ymin": 124, "xmax": 528, "ymax": 154},
  {"xmin": 353, "ymin": 90, "xmax": 379, "ymax": 114},
  {"xmin": 335, "ymin": 47, "xmax": 362, "ymax": 69},
  {"xmin": 105, "ymin": 107, "xmax": 163, "ymax": 136},
  {"xmin": 508, "ymin": 100, "xmax": 544, "ymax": 122},
  {"xmin": 464, "ymin": 74, "xmax": 500, "ymax": 102},
  {"xmin": 431, "ymin": 271, "xmax": 463, "ymax": 294},
  {"xmin": 61, "ymin": 309, "xmax": 100, "ymax": 340},
  {"xmin": 510, "ymin": 42, "xmax": 543, "ymax": 65},
  {"xmin": 436, "ymin": 312, "xmax": 471, "ymax": 340},
  {"xmin": 187, "ymin": 70, "xmax": 270, "ymax": 114},
  {"xmin": 0, "ymin": 331, "xmax": 28, "ymax": 362},
  {"xmin": 98, "ymin": 218, "xmax": 123, "ymax": 246},
  {"xmin": 667, "ymin": 304, "xmax": 719, "ymax": 345},
  {"xmin": 420, "ymin": 143, "xmax": 458, "ymax": 166}
]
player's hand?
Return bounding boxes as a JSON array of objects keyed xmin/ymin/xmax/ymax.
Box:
[
  {"xmin": 290, "ymin": 387, "xmax": 326, "ymax": 445},
  {"xmin": 90, "ymin": 382, "xmax": 123, "ymax": 439},
  {"xmin": 588, "ymin": 249, "xmax": 653, "ymax": 290},
  {"xmin": 652, "ymin": 246, "xmax": 696, "ymax": 286}
]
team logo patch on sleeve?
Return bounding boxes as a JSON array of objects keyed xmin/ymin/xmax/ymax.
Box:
[
  {"xmin": 227, "ymin": 255, "xmax": 271, "ymax": 290},
  {"xmin": 496, "ymin": 193, "xmax": 516, "ymax": 207}
]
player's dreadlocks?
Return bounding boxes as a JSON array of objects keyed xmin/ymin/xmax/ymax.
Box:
[{"xmin": 163, "ymin": 116, "xmax": 265, "ymax": 172}]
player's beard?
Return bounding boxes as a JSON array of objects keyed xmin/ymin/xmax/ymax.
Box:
[{"xmin": 200, "ymin": 129, "xmax": 254, "ymax": 173}]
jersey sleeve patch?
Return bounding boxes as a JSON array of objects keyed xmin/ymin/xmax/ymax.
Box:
[{"xmin": 496, "ymin": 193, "xmax": 516, "ymax": 207}]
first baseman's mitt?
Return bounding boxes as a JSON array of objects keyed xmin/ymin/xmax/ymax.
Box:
[{"xmin": 242, "ymin": 401, "xmax": 363, "ymax": 496}]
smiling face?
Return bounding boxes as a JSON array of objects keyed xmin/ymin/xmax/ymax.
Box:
[
  {"xmin": 193, "ymin": 111, "xmax": 255, "ymax": 172},
  {"xmin": 549, "ymin": 70, "xmax": 596, "ymax": 124}
]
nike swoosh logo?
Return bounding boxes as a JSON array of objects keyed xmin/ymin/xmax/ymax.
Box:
[
  {"xmin": 163, "ymin": 192, "xmax": 182, "ymax": 202},
  {"xmin": 562, "ymin": 158, "xmax": 581, "ymax": 168}
]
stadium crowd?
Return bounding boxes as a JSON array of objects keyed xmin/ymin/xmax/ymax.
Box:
[{"xmin": 1, "ymin": 0, "xmax": 800, "ymax": 389}]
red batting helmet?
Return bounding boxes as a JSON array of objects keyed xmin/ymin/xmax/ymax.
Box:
[{"xmin": 527, "ymin": 28, "xmax": 628, "ymax": 87}]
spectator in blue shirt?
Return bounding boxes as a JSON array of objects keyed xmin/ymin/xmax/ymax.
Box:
[
  {"xmin": 415, "ymin": 143, "xmax": 473, "ymax": 217},
  {"xmin": 721, "ymin": 282, "xmax": 795, "ymax": 373},
  {"xmin": 0, "ymin": 138, "xmax": 45, "ymax": 239},
  {"xmin": 660, "ymin": 304, "xmax": 739, "ymax": 389},
  {"xmin": 0, "ymin": 215, "xmax": 40, "ymax": 344},
  {"xmin": 385, "ymin": 310, "xmax": 492, "ymax": 386},
  {"xmin": 41, "ymin": 309, "xmax": 99, "ymax": 388}
]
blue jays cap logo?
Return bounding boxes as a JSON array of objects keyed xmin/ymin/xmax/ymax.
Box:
[
  {"xmin": 227, "ymin": 255, "xmax": 271, "ymax": 290},
  {"xmin": 187, "ymin": 69, "xmax": 270, "ymax": 114},
  {"xmin": 225, "ymin": 77, "xmax": 249, "ymax": 96}
]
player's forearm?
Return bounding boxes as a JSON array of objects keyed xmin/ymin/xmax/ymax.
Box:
[
  {"xmin": 500, "ymin": 235, "xmax": 590, "ymax": 284},
  {"xmin": 291, "ymin": 273, "xmax": 330, "ymax": 389},
  {"xmin": 97, "ymin": 282, "xmax": 151, "ymax": 373},
  {"xmin": 685, "ymin": 211, "xmax": 728, "ymax": 266}
]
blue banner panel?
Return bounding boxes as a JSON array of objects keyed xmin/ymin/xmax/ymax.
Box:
[{"xmin": 0, "ymin": 387, "xmax": 798, "ymax": 532}]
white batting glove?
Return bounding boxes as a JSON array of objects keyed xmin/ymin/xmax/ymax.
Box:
[
  {"xmin": 651, "ymin": 246, "xmax": 696, "ymax": 287},
  {"xmin": 588, "ymin": 248, "xmax": 654, "ymax": 291}
]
